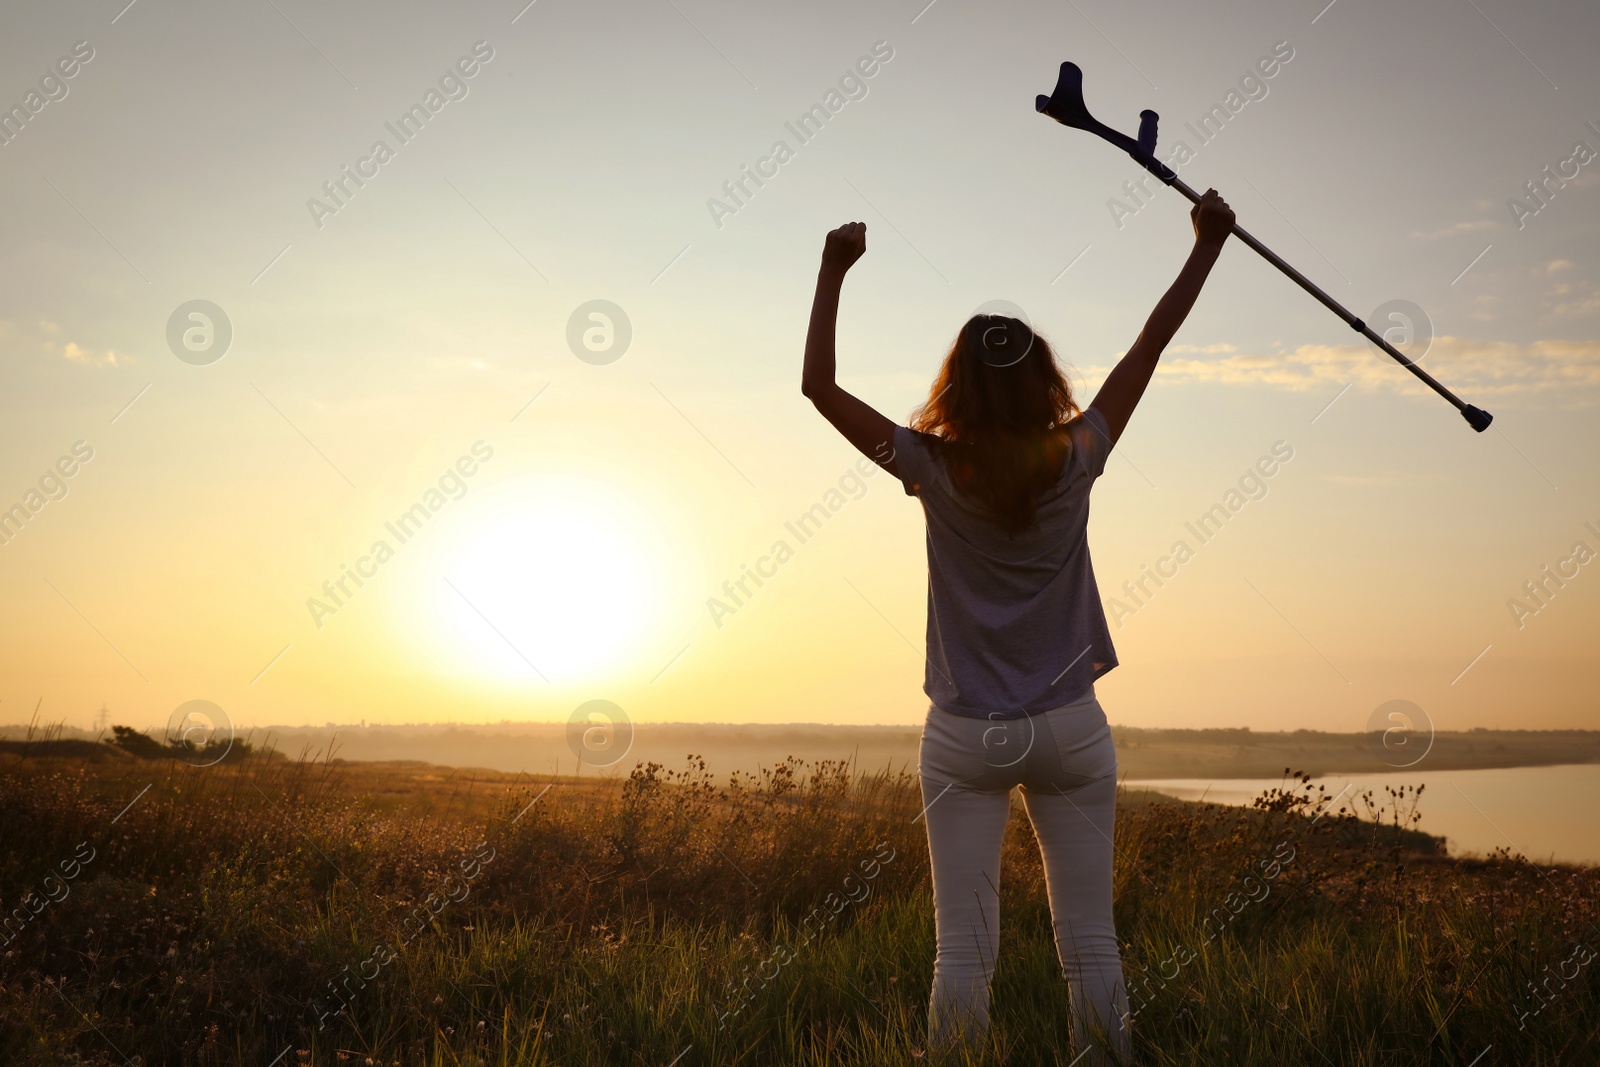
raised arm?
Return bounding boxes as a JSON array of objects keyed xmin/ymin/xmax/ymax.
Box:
[
  {"xmin": 1089, "ymin": 189, "xmax": 1235, "ymax": 447},
  {"xmin": 801, "ymin": 221, "xmax": 899, "ymax": 475}
]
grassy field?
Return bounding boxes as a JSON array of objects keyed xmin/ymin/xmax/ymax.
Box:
[{"xmin": 1, "ymin": 749, "xmax": 1597, "ymax": 1066}]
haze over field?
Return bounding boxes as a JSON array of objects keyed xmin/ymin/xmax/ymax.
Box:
[{"xmin": 1, "ymin": 0, "xmax": 1598, "ymax": 734}]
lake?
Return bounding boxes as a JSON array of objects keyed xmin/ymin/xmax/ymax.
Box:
[{"xmin": 1126, "ymin": 763, "xmax": 1600, "ymax": 866}]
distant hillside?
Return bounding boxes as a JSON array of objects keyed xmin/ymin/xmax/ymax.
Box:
[
  {"xmin": 1110, "ymin": 726, "xmax": 1600, "ymax": 779},
  {"xmin": 8, "ymin": 721, "xmax": 1597, "ymax": 780},
  {"xmin": 0, "ymin": 739, "xmax": 129, "ymax": 761}
]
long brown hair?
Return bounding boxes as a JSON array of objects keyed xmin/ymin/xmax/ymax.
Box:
[{"xmin": 908, "ymin": 314, "xmax": 1081, "ymax": 535}]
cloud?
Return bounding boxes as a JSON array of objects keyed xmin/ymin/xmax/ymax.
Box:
[
  {"xmin": 1467, "ymin": 293, "xmax": 1498, "ymax": 323},
  {"xmin": 1408, "ymin": 219, "xmax": 1497, "ymax": 240},
  {"xmin": 1167, "ymin": 342, "xmax": 1239, "ymax": 354},
  {"xmin": 46, "ymin": 340, "xmax": 129, "ymax": 369},
  {"xmin": 1145, "ymin": 336, "xmax": 1600, "ymax": 399},
  {"xmin": 28, "ymin": 318, "xmax": 132, "ymax": 368},
  {"xmin": 52, "ymin": 340, "xmax": 129, "ymax": 368},
  {"xmin": 1550, "ymin": 288, "xmax": 1600, "ymax": 317},
  {"xmin": 1538, "ymin": 261, "xmax": 1599, "ymax": 316}
]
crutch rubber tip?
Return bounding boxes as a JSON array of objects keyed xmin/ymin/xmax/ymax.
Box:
[{"xmin": 1462, "ymin": 405, "xmax": 1493, "ymax": 432}]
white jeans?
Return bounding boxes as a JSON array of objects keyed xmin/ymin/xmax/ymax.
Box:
[{"xmin": 918, "ymin": 686, "xmax": 1130, "ymax": 1065}]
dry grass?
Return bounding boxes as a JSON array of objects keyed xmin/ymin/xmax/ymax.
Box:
[{"xmin": 0, "ymin": 751, "xmax": 1596, "ymax": 1065}]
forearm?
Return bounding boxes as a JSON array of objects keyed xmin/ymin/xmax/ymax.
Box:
[
  {"xmin": 1090, "ymin": 235, "xmax": 1227, "ymax": 445},
  {"xmin": 802, "ymin": 267, "xmax": 846, "ymax": 397},
  {"xmin": 1138, "ymin": 237, "xmax": 1224, "ymax": 354},
  {"xmin": 798, "ymin": 257, "xmax": 898, "ymax": 471}
]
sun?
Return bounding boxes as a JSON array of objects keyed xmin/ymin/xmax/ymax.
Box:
[{"xmin": 430, "ymin": 478, "xmax": 667, "ymax": 686}]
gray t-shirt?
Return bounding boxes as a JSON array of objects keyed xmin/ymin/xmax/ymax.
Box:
[{"xmin": 893, "ymin": 407, "xmax": 1117, "ymax": 719}]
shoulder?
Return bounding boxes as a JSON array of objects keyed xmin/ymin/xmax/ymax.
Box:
[
  {"xmin": 894, "ymin": 425, "xmax": 942, "ymax": 455},
  {"xmin": 1068, "ymin": 407, "xmax": 1114, "ymax": 477},
  {"xmin": 1069, "ymin": 406, "xmax": 1109, "ymax": 437},
  {"xmin": 892, "ymin": 425, "xmax": 944, "ymax": 497}
]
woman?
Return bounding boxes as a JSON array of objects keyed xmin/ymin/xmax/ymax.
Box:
[{"xmin": 801, "ymin": 189, "xmax": 1235, "ymax": 1063}]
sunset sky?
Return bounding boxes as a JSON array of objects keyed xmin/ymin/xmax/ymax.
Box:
[{"xmin": 1, "ymin": 0, "xmax": 1596, "ymax": 736}]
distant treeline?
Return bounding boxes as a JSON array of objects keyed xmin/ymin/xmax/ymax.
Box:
[{"xmin": 0, "ymin": 724, "xmax": 275, "ymax": 764}]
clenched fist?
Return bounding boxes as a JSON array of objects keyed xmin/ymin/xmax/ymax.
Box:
[
  {"xmin": 1190, "ymin": 189, "xmax": 1235, "ymax": 246},
  {"xmin": 821, "ymin": 221, "xmax": 867, "ymax": 277}
]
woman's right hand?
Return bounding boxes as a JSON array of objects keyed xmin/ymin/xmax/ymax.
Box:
[
  {"xmin": 820, "ymin": 221, "xmax": 867, "ymax": 277},
  {"xmin": 1190, "ymin": 189, "xmax": 1234, "ymax": 246}
]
